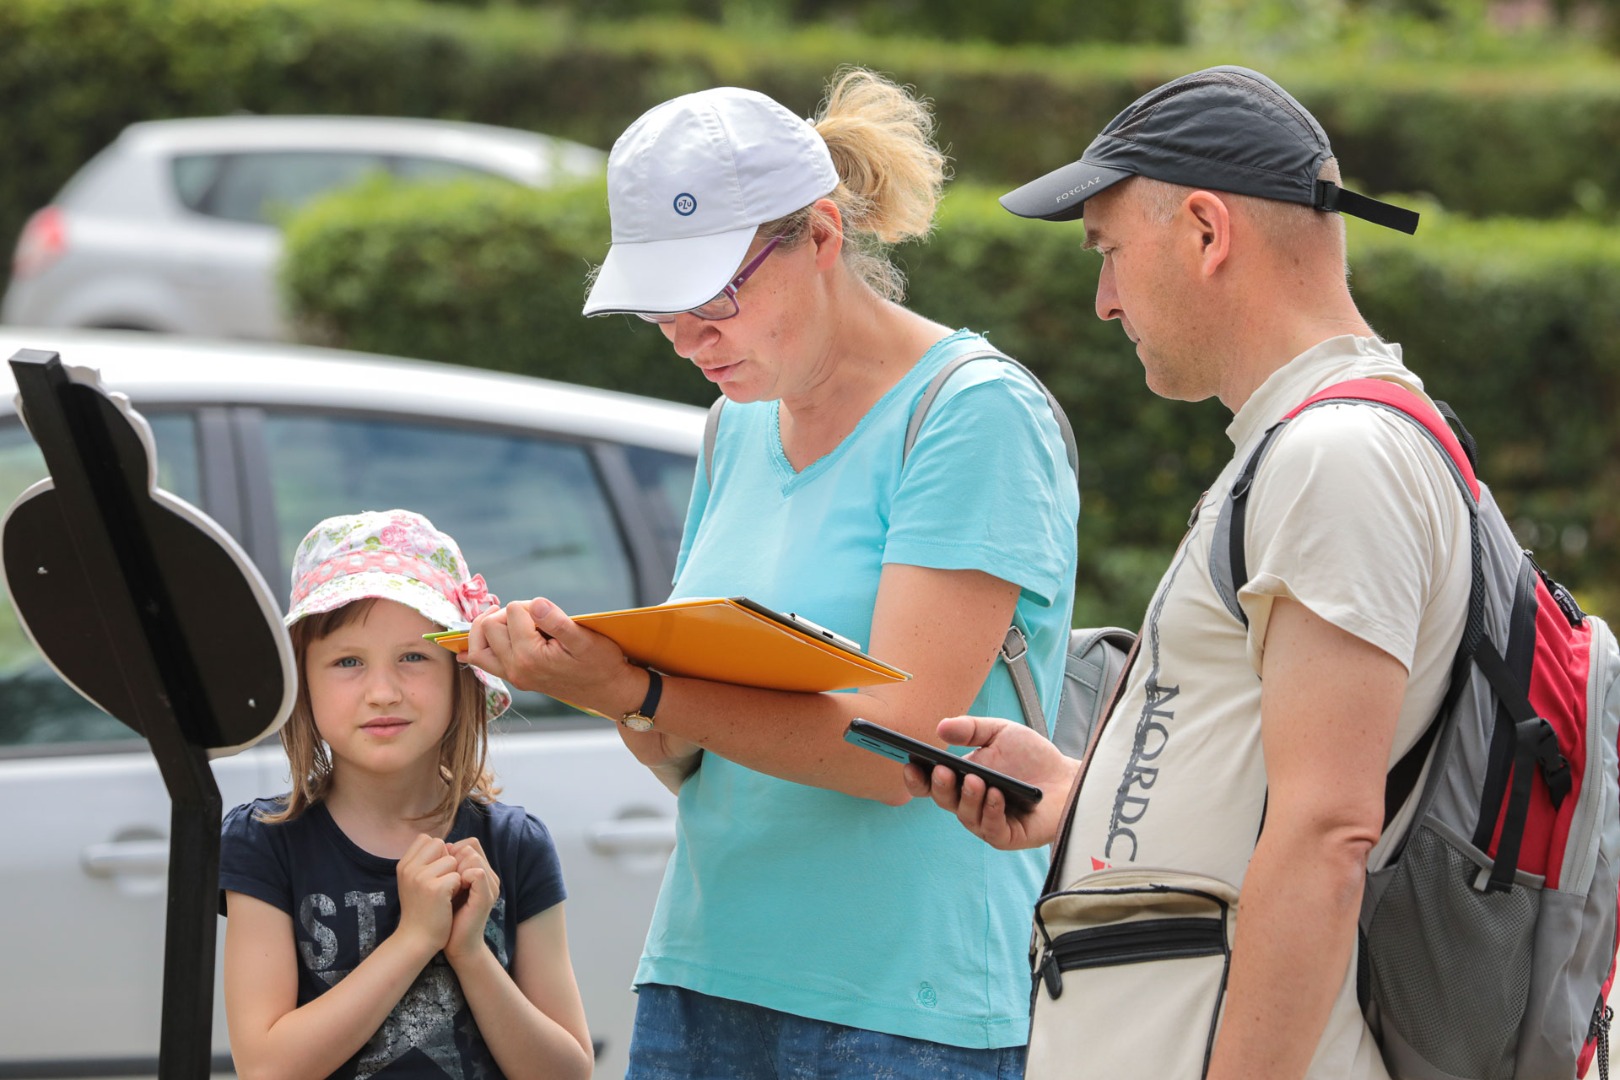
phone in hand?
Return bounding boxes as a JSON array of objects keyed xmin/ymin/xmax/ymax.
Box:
[{"xmin": 844, "ymin": 718, "xmax": 1043, "ymax": 816}]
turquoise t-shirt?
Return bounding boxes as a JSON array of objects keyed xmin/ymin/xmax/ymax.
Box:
[{"xmin": 635, "ymin": 329, "xmax": 1080, "ymax": 1048}]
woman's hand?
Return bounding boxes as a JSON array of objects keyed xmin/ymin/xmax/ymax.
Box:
[
  {"xmin": 901, "ymin": 716, "xmax": 1081, "ymax": 850},
  {"xmin": 464, "ymin": 597, "xmax": 640, "ymax": 712},
  {"xmin": 471, "ymin": 596, "xmax": 704, "ymax": 782},
  {"xmin": 444, "ymin": 837, "xmax": 500, "ymax": 968},
  {"xmin": 394, "ymin": 833, "xmax": 461, "ymax": 961}
]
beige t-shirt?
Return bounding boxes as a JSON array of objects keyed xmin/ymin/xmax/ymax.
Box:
[{"xmin": 1062, "ymin": 335, "xmax": 1473, "ymax": 1077}]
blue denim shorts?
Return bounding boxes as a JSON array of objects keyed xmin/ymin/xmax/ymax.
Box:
[{"xmin": 624, "ymin": 984, "xmax": 1027, "ymax": 1080}]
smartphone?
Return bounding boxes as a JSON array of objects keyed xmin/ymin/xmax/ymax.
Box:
[{"xmin": 844, "ymin": 718, "xmax": 1043, "ymax": 816}]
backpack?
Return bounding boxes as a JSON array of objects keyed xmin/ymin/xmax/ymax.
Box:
[
  {"xmin": 1209, "ymin": 378, "xmax": 1620, "ymax": 1080},
  {"xmin": 701, "ymin": 347, "xmax": 1133, "ymax": 757}
]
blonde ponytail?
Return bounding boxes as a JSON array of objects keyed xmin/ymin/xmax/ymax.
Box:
[{"xmin": 762, "ymin": 67, "xmax": 950, "ymax": 301}]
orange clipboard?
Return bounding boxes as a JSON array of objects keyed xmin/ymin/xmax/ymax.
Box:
[{"xmin": 424, "ymin": 597, "xmax": 909, "ymax": 693}]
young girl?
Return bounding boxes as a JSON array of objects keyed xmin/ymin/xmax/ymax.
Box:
[{"xmin": 219, "ymin": 509, "xmax": 593, "ymax": 1080}]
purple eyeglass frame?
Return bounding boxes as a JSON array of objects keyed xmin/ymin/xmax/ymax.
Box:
[{"xmin": 637, "ymin": 235, "xmax": 784, "ymax": 324}]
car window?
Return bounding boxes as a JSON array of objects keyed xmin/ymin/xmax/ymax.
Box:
[
  {"xmin": 390, "ymin": 156, "xmax": 512, "ymax": 185},
  {"xmin": 170, "ymin": 153, "xmax": 225, "ymax": 211},
  {"xmin": 175, "ymin": 151, "xmax": 391, "ymax": 226},
  {"xmin": 624, "ymin": 445, "xmax": 696, "ymax": 564},
  {"xmin": 258, "ymin": 413, "xmax": 639, "ymax": 723},
  {"xmin": 0, "ymin": 412, "xmax": 202, "ymax": 751}
]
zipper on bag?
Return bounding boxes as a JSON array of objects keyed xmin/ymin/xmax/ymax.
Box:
[
  {"xmin": 1037, "ymin": 915, "xmax": 1226, "ymax": 999},
  {"xmin": 1589, "ymin": 998, "xmax": 1613, "ymax": 1080}
]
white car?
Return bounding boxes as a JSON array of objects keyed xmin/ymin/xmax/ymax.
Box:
[
  {"xmin": 0, "ymin": 116, "xmax": 606, "ymax": 341},
  {"xmin": 0, "ymin": 329, "xmax": 693, "ymax": 1078}
]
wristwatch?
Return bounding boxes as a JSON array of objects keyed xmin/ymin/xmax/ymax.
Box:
[{"xmin": 619, "ymin": 667, "xmax": 663, "ymax": 732}]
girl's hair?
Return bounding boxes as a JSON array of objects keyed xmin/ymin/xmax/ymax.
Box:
[
  {"xmin": 259, "ymin": 597, "xmax": 499, "ymax": 826},
  {"xmin": 762, "ymin": 67, "xmax": 950, "ymax": 302}
]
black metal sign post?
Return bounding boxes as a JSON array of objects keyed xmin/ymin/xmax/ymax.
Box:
[{"xmin": 2, "ymin": 350, "xmax": 292, "ymax": 1078}]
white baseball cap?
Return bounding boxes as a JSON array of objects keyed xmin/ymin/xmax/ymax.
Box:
[{"xmin": 583, "ymin": 86, "xmax": 840, "ymax": 317}]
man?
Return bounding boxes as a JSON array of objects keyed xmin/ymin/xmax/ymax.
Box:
[{"xmin": 904, "ymin": 66, "xmax": 1466, "ymax": 1078}]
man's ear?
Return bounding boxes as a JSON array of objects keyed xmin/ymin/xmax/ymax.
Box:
[
  {"xmin": 808, "ymin": 198, "xmax": 844, "ymax": 269},
  {"xmin": 1182, "ymin": 190, "xmax": 1231, "ymax": 277}
]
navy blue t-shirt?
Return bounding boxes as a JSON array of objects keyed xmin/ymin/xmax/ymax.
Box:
[{"xmin": 219, "ymin": 797, "xmax": 566, "ymax": 1079}]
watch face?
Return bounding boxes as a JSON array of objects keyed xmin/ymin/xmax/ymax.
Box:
[{"xmin": 621, "ymin": 713, "xmax": 655, "ymax": 732}]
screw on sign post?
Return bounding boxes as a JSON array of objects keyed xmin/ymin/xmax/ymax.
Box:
[{"xmin": 1, "ymin": 350, "xmax": 293, "ymax": 1079}]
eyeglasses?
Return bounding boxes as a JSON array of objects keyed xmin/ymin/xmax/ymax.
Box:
[{"xmin": 636, "ymin": 235, "xmax": 784, "ymax": 324}]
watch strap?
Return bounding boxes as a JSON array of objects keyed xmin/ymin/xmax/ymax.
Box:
[
  {"xmin": 636, "ymin": 667, "xmax": 663, "ymax": 719},
  {"xmin": 620, "ymin": 667, "xmax": 662, "ymax": 729}
]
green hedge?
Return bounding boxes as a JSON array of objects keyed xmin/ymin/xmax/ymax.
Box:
[
  {"xmin": 417, "ymin": 0, "xmax": 1189, "ymax": 46},
  {"xmin": 282, "ymin": 177, "xmax": 694, "ymax": 402},
  {"xmin": 4, "ymin": 0, "xmax": 1620, "ymax": 262},
  {"xmin": 281, "ymin": 178, "xmax": 1620, "ymax": 627}
]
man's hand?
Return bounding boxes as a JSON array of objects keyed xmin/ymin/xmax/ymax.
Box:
[{"xmin": 901, "ymin": 716, "xmax": 1081, "ymax": 849}]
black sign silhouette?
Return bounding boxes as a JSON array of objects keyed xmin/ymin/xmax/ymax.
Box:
[{"xmin": 2, "ymin": 350, "xmax": 292, "ymax": 1079}]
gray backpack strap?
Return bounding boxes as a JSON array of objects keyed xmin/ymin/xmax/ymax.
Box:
[
  {"xmin": 701, "ymin": 396, "xmax": 726, "ymax": 489},
  {"xmin": 1002, "ymin": 625, "xmax": 1136, "ymax": 749},
  {"xmin": 1000, "ymin": 625, "xmax": 1046, "ymax": 735},
  {"xmin": 1207, "ymin": 483, "xmax": 1248, "ymax": 626},
  {"xmin": 1209, "ymin": 421, "xmax": 1286, "ymax": 627},
  {"xmin": 903, "ymin": 347, "xmax": 1079, "ymax": 737},
  {"xmin": 904, "ymin": 348, "xmax": 1078, "ymax": 479}
]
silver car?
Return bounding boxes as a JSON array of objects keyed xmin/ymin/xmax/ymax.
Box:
[
  {"xmin": 0, "ymin": 329, "xmax": 691, "ymax": 1077},
  {"xmin": 0, "ymin": 116, "xmax": 606, "ymax": 341}
]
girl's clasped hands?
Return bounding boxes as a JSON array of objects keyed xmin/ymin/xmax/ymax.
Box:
[{"xmin": 395, "ymin": 834, "xmax": 500, "ymax": 964}]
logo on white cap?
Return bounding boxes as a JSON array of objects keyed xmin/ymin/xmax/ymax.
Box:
[{"xmin": 673, "ymin": 193, "xmax": 697, "ymax": 217}]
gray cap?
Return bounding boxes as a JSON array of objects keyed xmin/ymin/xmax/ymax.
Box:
[{"xmin": 1000, "ymin": 66, "xmax": 1418, "ymax": 234}]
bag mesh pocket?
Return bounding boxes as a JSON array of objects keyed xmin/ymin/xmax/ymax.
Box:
[{"xmin": 1366, "ymin": 824, "xmax": 1538, "ymax": 1080}]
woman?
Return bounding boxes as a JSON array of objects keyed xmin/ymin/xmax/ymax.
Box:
[{"xmin": 466, "ymin": 69, "xmax": 1078, "ymax": 1079}]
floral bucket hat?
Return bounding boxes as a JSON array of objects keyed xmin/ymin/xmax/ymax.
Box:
[{"xmin": 286, "ymin": 508, "xmax": 510, "ymax": 719}]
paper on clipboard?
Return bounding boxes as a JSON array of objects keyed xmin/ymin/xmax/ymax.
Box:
[{"xmin": 424, "ymin": 597, "xmax": 910, "ymax": 693}]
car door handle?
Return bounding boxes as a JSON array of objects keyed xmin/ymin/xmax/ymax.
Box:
[
  {"xmin": 82, "ymin": 838, "xmax": 169, "ymax": 878},
  {"xmin": 586, "ymin": 817, "xmax": 676, "ymax": 856}
]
